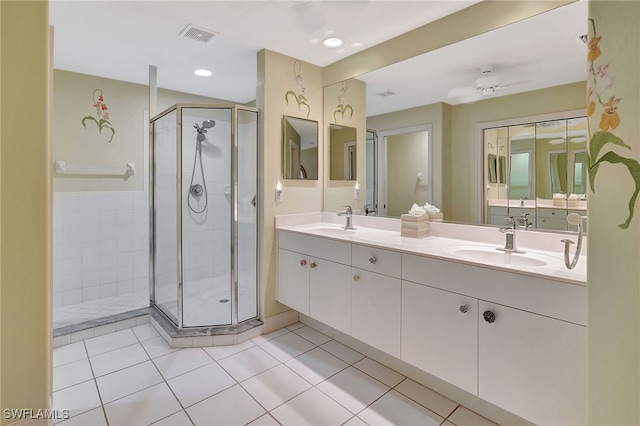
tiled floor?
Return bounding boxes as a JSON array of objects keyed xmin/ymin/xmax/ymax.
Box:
[{"xmin": 53, "ymin": 322, "xmax": 498, "ymax": 426}]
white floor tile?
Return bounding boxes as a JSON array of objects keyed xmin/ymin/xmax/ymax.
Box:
[
  {"xmin": 167, "ymin": 363, "xmax": 236, "ymax": 407},
  {"xmin": 96, "ymin": 361, "xmax": 163, "ymax": 403},
  {"xmin": 84, "ymin": 329, "xmax": 138, "ymax": 356},
  {"xmin": 151, "ymin": 410, "xmax": 194, "ymax": 426},
  {"xmin": 141, "ymin": 336, "xmax": 179, "ymax": 358},
  {"xmin": 53, "ymin": 358, "xmax": 93, "ymax": 391},
  {"xmin": 89, "ymin": 343, "xmax": 149, "ymax": 377},
  {"xmin": 57, "ymin": 407, "xmax": 106, "ymax": 426},
  {"xmin": 218, "ymin": 346, "xmax": 280, "ymax": 382},
  {"xmin": 187, "ymin": 385, "xmax": 266, "ymax": 426},
  {"xmin": 153, "ymin": 348, "xmax": 213, "ymax": 380},
  {"xmin": 343, "ymin": 416, "xmax": 368, "ymax": 426},
  {"xmin": 242, "ymin": 364, "xmax": 311, "ymax": 411},
  {"xmin": 53, "ymin": 342, "xmax": 87, "ymax": 367},
  {"xmin": 247, "ymin": 413, "xmax": 280, "ymax": 426},
  {"xmin": 259, "ymin": 332, "xmax": 316, "ymax": 362},
  {"xmin": 316, "ymin": 366, "xmax": 389, "ymax": 414},
  {"xmin": 448, "ymin": 407, "xmax": 498, "ymax": 426},
  {"xmin": 395, "ymin": 378, "xmax": 459, "ymax": 418},
  {"xmin": 320, "ymin": 340, "xmax": 365, "ymax": 365},
  {"xmin": 285, "ymin": 322, "xmax": 305, "ymax": 331},
  {"xmin": 270, "ymin": 387, "xmax": 353, "ymax": 426},
  {"xmin": 293, "ymin": 326, "xmax": 332, "ymax": 346},
  {"xmin": 285, "ymin": 347, "xmax": 348, "ymax": 385},
  {"xmin": 358, "ymin": 390, "xmax": 444, "ymax": 426},
  {"xmin": 53, "ymin": 380, "xmax": 101, "ymax": 418},
  {"xmin": 250, "ymin": 327, "xmax": 289, "ymax": 345},
  {"xmin": 203, "ymin": 339, "xmax": 255, "ymax": 361},
  {"xmin": 103, "ymin": 383, "xmax": 181, "ymax": 426},
  {"xmin": 354, "ymin": 357, "xmax": 405, "ymax": 387},
  {"xmin": 132, "ymin": 323, "xmax": 160, "ymax": 341}
]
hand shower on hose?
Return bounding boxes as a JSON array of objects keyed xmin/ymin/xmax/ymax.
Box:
[
  {"xmin": 188, "ymin": 120, "xmax": 215, "ymax": 214},
  {"xmin": 562, "ymin": 213, "xmax": 587, "ymax": 269}
]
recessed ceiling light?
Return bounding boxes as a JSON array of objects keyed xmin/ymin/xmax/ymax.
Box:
[
  {"xmin": 194, "ymin": 69, "xmax": 212, "ymax": 77},
  {"xmin": 322, "ymin": 37, "xmax": 343, "ymax": 48}
]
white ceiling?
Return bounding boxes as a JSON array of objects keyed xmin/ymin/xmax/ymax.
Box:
[
  {"xmin": 50, "ymin": 1, "xmax": 587, "ymax": 114},
  {"xmin": 50, "ymin": 0, "xmax": 481, "ymax": 104}
]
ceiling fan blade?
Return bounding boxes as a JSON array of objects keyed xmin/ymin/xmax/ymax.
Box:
[{"xmin": 496, "ymin": 80, "xmax": 532, "ymax": 90}]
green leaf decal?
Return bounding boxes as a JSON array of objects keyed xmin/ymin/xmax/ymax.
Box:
[
  {"xmin": 591, "ymin": 150, "xmax": 640, "ymax": 229},
  {"xmin": 81, "ymin": 116, "xmax": 98, "ymax": 129},
  {"xmin": 589, "ymin": 131, "xmax": 630, "ymax": 165}
]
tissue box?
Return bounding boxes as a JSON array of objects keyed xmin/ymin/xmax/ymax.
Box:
[
  {"xmin": 401, "ymin": 214, "xmax": 429, "ymax": 238},
  {"xmin": 428, "ymin": 212, "xmax": 443, "ymax": 221}
]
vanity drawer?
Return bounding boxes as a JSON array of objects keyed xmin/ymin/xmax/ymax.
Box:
[
  {"xmin": 352, "ymin": 244, "xmax": 401, "ymax": 278},
  {"xmin": 279, "ymin": 231, "xmax": 351, "ymax": 265},
  {"xmin": 538, "ymin": 208, "xmax": 567, "ymax": 219}
]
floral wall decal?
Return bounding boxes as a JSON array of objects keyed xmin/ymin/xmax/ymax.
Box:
[
  {"xmin": 81, "ymin": 89, "xmax": 116, "ymax": 143},
  {"xmin": 284, "ymin": 60, "xmax": 310, "ymax": 118},
  {"xmin": 333, "ymin": 80, "xmax": 353, "ymax": 122},
  {"xmin": 587, "ymin": 18, "xmax": 640, "ymax": 229}
]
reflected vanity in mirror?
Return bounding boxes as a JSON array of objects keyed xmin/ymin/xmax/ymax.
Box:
[
  {"xmin": 484, "ymin": 115, "xmax": 588, "ymax": 232},
  {"xmin": 329, "ymin": 124, "xmax": 357, "ymax": 180},
  {"xmin": 282, "ymin": 116, "xmax": 318, "ymax": 180}
]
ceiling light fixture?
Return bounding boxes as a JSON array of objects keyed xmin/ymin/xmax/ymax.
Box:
[
  {"xmin": 322, "ymin": 37, "xmax": 343, "ymax": 48},
  {"xmin": 194, "ymin": 69, "xmax": 212, "ymax": 77}
]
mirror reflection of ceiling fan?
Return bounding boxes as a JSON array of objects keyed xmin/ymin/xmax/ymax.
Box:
[{"xmin": 447, "ymin": 65, "xmax": 531, "ymax": 103}]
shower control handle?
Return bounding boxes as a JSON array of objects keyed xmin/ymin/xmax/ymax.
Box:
[
  {"xmin": 299, "ymin": 259, "xmax": 307, "ymax": 267},
  {"xmin": 310, "ymin": 262, "xmax": 317, "ymax": 269}
]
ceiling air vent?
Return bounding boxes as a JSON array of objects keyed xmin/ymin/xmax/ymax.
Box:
[
  {"xmin": 376, "ymin": 90, "xmax": 396, "ymax": 97},
  {"xmin": 179, "ymin": 24, "xmax": 218, "ymax": 43}
]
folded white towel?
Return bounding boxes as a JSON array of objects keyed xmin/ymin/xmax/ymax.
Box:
[
  {"xmin": 423, "ymin": 202, "xmax": 441, "ymax": 214},
  {"xmin": 408, "ymin": 203, "xmax": 427, "ymax": 216}
]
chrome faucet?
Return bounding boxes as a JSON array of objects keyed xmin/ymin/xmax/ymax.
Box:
[
  {"xmin": 363, "ymin": 204, "xmax": 376, "ymax": 216},
  {"xmin": 497, "ymin": 216, "xmax": 526, "ymax": 253},
  {"xmin": 338, "ymin": 205, "xmax": 355, "ymax": 230}
]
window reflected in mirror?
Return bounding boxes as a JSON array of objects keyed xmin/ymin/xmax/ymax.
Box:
[
  {"xmin": 329, "ymin": 124, "xmax": 357, "ymax": 180},
  {"xmin": 282, "ymin": 116, "xmax": 318, "ymax": 180}
]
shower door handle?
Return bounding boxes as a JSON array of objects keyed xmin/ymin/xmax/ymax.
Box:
[{"xmin": 251, "ymin": 194, "xmax": 257, "ymax": 208}]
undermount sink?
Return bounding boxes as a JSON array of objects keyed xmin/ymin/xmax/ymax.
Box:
[
  {"xmin": 306, "ymin": 226, "xmax": 357, "ymax": 235},
  {"xmin": 445, "ymin": 245, "xmax": 549, "ymax": 267}
]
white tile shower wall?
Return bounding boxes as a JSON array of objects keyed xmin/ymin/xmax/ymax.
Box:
[{"xmin": 53, "ymin": 191, "xmax": 150, "ymax": 308}]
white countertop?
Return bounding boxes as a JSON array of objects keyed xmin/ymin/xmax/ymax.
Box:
[{"xmin": 276, "ymin": 216, "xmax": 586, "ymax": 286}]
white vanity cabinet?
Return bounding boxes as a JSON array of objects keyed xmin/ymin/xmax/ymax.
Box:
[
  {"xmin": 402, "ymin": 281, "xmax": 478, "ymax": 394},
  {"xmin": 277, "ymin": 231, "xmax": 351, "ymax": 333},
  {"xmin": 403, "ymin": 253, "xmax": 587, "ymax": 425},
  {"xmin": 478, "ymin": 301, "xmax": 587, "ymax": 426},
  {"xmin": 351, "ymin": 244, "xmax": 402, "ymax": 357}
]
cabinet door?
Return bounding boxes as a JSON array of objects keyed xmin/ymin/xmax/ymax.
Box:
[
  {"xmin": 277, "ymin": 249, "xmax": 309, "ymax": 315},
  {"xmin": 351, "ymin": 269, "xmax": 401, "ymax": 357},
  {"xmin": 402, "ymin": 281, "xmax": 478, "ymax": 394},
  {"xmin": 478, "ymin": 302, "xmax": 586, "ymax": 425},
  {"xmin": 309, "ymin": 258, "xmax": 351, "ymax": 334}
]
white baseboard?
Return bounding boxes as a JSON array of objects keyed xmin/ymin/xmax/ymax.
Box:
[{"xmin": 263, "ymin": 309, "xmax": 299, "ymax": 334}]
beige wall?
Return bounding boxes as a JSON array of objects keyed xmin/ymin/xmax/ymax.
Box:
[
  {"xmin": 257, "ymin": 50, "xmax": 324, "ymax": 318},
  {"xmin": 53, "ymin": 69, "xmax": 233, "ymax": 192},
  {"xmin": 587, "ymin": 1, "xmax": 640, "ymax": 423},
  {"xmin": 386, "ymin": 132, "xmax": 429, "ymax": 217},
  {"xmin": 323, "ymin": 78, "xmax": 366, "ymax": 212},
  {"xmin": 0, "ymin": 1, "xmax": 51, "ymax": 423}
]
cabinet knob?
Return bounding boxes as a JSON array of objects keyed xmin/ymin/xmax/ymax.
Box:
[
  {"xmin": 483, "ymin": 310, "xmax": 496, "ymax": 324},
  {"xmin": 368, "ymin": 256, "xmax": 377, "ymax": 264},
  {"xmin": 353, "ymin": 274, "xmax": 360, "ymax": 282},
  {"xmin": 310, "ymin": 262, "xmax": 317, "ymax": 269},
  {"xmin": 299, "ymin": 259, "xmax": 307, "ymax": 267},
  {"xmin": 459, "ymin": 305, "xmax": 468, "ymax": 314}
]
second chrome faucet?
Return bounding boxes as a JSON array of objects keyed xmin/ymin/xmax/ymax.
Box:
[{"xmin": 497, "ymin": 214, "xmax": 531, "ymax": 253}]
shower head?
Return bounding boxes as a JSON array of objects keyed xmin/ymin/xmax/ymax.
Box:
[
  {"xmin": 567, "ymin": 213, "xmax": 586, "ymax": 226},
  {"xmin": 202, "ymin": 119, "xmax": 215, "ymax": 129}
]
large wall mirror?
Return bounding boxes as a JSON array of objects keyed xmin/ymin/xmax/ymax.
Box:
[
  {"xmin": 322, "ymin": 1, "xmax": 587, "ymax": 230},
  {"xmin": 282, "ymin": 116, "xmax": 318, "ymax": 180},
  {"xmin": 484, "ymin": 115, "xmax": 588, "ymax": 232},
  {"xmin": 329, "ymin": 124, "xmax": 357, "ymax": 180}
]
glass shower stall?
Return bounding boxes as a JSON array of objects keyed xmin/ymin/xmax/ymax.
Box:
[{"xmin": 150, "ymin": 104, "xmax": 258, "ymax": 329}]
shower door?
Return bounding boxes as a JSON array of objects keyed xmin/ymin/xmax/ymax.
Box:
[{"xmin": 152, "ymin": 104, "xmax": 258, "ymax": 328}]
